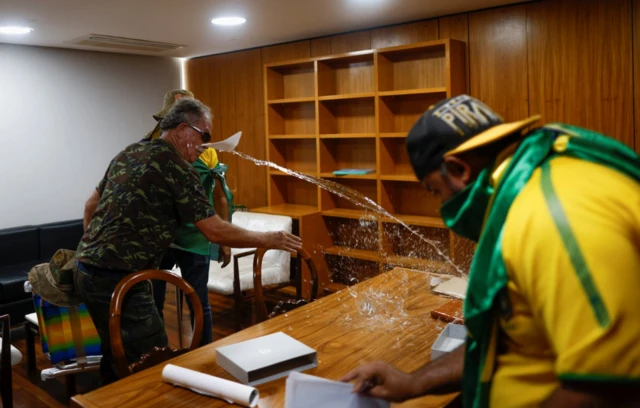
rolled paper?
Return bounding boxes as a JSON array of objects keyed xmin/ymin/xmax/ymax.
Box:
[{"xmin": 162, "ymin": 364, "xmax": 259, "ymax": 407}]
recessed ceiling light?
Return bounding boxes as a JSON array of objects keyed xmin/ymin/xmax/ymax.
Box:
[
  {"xmin": 211, "ymin": 17, "xmax": 246, "ymax": 26},
  {"xmin": 0, "ymin": 26, "xmax": 33, "ymax": 35}
]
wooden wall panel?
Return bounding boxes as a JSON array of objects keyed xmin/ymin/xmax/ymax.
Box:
[
  {"xmin": 215, "ymin": 54, "xmax": 240, "ymax": 206},
  {"xmin": 188, "ymin": 0, "xmax": 639, "ymax": 209},
  {"xmin": 635, "ymin": 0, "xmax": 640, "ymax": 152},
  {"xmin": 439, "ymin": 14, "xmax": 470, "ymax": 93},
  {"xmin": 329, "ymin": 31, "xmax": 372, "ymax": 54},
  {"xmin": 370, "ymin": 20, "xmax": 439, "ymax": 49},
  {"xmin": 311, "ymin": 37, "xmax": 332, "ymax": 57},
  {"xmin": 527, "ymin": 0, "xmax": 633, "ymax": 147},
  {"xmin": 261, "ymin": 40, "xmax": 311, "ymax": 64},
  {"xmin": 185, "ymin": 57, "xmax": 223, "ymax": 142},
  {"xmin": 205, "ymin": 58, "xmax": 222, "ymax": 143},
  {"xmin": 232, "ymin": 49, "xmax": 268, "ymax": 209},
  {"xmin": 469, "ymin": 5, "xmax": 529, "ymax": 122}
]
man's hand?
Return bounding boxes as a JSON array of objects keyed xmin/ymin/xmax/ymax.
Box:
[
  {"xmin": 218, "ymin": 245, "xmax": 231, "ymax": 268},
  {"xmin": 264, "ymin": 231, "xmax": 302, "ymax": 253},
  {"xmin": 340, "ymin": 346, "xmax": 464, "ymax": 403},
  {"xmin": 339, "ymin": 361, "xmax": 417, "ymax": 402},
  {"xmin": 196, "ymin": 215, "xmax": 303, "ymax": 252}
]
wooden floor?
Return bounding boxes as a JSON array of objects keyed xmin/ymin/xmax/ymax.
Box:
[{"xmin": 8, "ymin": 285, "xmax": 294, "ymax": 408}]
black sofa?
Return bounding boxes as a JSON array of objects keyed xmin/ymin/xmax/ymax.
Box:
[{"xmin": 0, "ymin": 219, "xmax": 83, "ymax": 324}]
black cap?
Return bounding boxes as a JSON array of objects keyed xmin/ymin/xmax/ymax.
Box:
[{"xmin": 406, "ymin": 95, "xmax": 504, "ymax": 181}]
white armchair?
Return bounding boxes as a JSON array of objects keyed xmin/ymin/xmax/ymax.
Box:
[{"xmin": 207, "ymin": 212, "xmax": 293, "ymax": 328}]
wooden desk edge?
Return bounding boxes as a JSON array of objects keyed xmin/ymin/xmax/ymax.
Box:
[{"xmin": 71, "ymin": 394, "xmax": 100, "ymax": 408}]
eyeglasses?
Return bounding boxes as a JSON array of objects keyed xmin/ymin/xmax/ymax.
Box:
[{"xmin": 187, "ymin": 123, "xmax": 211, "ymax": 143}]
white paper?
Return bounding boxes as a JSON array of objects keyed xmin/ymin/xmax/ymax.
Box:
[
  {"xmin": 201, "ymin": 131, "xmax": 242, "ymax": 152},
  {"xmin": 285, "ymin": 371, "xmax": 389, "ymax": 408},
  {"xmin": 429, "ymin": 276, "xmax": 444, "ymax": 287},
  {"xmin": 162, "ymin": 364, "xmax": 259, "ymax": 407},
  {"xmin": 432, "ymin": 276, "xmax": 468, "ymax": 300}
]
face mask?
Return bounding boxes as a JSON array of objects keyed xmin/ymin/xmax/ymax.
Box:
[{"xmin": 440, "ymin": 168, "xmax": 493, "ymax": 242}]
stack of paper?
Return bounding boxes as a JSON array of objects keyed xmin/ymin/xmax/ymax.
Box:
[
  {"xmin": 432, "ymin": 276, "xmax": 468, "ymax": 300},
  {"xmin": 285, "ymin": 371, "xmax": 389, "ymax": 408}
]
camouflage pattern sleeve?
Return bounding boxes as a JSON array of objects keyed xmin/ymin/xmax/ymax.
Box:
[
  {"xmin": 95, "ymin": 160, "xmax": 113, "ymax": 194},
  {"xmin": 165, "ymin": 157, "xmax": 216, "ymax": 225}
]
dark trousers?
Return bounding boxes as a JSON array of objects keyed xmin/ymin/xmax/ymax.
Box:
[
  {"xmin": 152, "ymin": 248, "xmax": 213, "ymax": 346},
  {"xmin": 74, "ymin": 262, "xmax": 168, "ymax": 384}
]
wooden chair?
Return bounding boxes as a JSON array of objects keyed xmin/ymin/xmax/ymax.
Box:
[
  {"xmin": 252, "ymin": 247, "xmax": 320, "ymax": 323},
  {"xmin": 109, "ymin": 270, "xmax": 203, "ymax": 379},
  {"xmin": 207, "ymin": 212, "xmax": 295, "ymax": 329},
  {"xmin": 0, "ymin": 314, "xmax": 17, "ymax": 408}
]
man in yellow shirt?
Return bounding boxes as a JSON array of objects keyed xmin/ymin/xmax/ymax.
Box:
[{"xmin": 341, "ymin": 95, "xmax": 640, "ymax": 407}]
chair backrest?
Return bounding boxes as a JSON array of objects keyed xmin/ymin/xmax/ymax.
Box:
[
  {"xmin": 252, "ymin": 248, "xmax": 319, "ymax": 322},
  {"xmin": 231, "ymin": 212, "xmax": 293, "ymax": 268},
  {"xmin": 0, "ymin": 314, "xmax": 13, "ymax": 408},
  {"xmin": 109, "ymin": 270, "xmax": 203, "ymax": 379}
]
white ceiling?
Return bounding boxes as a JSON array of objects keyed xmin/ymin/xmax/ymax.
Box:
[{"xmin": 1, "ymin": 0, "xmax": 524, "ymax": 59}]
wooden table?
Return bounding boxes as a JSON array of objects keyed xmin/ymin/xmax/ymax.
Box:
[{"xmin": 71, "ymin": 268, "xmax": 458, "ymax": 408}]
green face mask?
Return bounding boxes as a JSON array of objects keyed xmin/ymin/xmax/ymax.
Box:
[{"xmin": 440, "ymin": 168, "xmax": 494, "ymax": 242}]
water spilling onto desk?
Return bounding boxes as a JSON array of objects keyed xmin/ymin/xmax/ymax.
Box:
[{"xmin": 221, "ymin": 150, "xmax": 468, "ymax": 326}]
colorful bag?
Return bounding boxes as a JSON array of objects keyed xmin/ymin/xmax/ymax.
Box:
[{"xmin": 32, "ymin": 293, "xmax": 101, "ymax": 364}]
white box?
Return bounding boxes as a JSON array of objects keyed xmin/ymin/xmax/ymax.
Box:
[
  {"xmin": 216, "ymin": 332, "xmax": 318, "ymax": 386},
  {"xmin": 431, "ymin": 323, "xmax": 467, "ymax": 360}
]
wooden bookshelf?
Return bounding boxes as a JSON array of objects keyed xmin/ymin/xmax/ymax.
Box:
[{"xmin": 260, "ymin": 39, "xmax": 470, "ymax": 292}]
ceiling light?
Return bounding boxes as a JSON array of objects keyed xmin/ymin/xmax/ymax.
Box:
[
  {"xmin": 211, "ymin": 17, "xmax": 246, "ymax": 26},
  {"xmin": 0, "ymin": 26, "xmax": 33, "ymax": 35}
]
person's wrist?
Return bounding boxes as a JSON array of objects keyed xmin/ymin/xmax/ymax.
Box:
[
  {"xmin": 262, "ymin": 231, "xmax": 273, "ymax": 248},
  {"xmin": 407, "ymin": 371, "xmax": 435, "ymax": 399}
]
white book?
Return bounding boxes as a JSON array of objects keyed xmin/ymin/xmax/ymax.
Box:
[{"xmin": 285, "ymin": 371, "xmax": 390, "ymax": 408}]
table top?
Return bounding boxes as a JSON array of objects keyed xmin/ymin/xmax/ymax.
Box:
[{"xmin": 71, "ymin": 267, "xmax": 458, "ymax": 408}]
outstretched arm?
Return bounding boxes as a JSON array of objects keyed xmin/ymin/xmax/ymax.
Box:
[
  {"xmin": 340, "ymin": 345, "xmax": 464, "ymax": 402},
  {"xmin": 195, "ymin": 215, "xmax": 302, "ymax": 253}
]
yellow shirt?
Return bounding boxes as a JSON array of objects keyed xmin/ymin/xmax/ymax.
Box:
[
  {"xmin": 198, "ymin": 147, "xmax": 219, "ymax": 169},
  {"xmin": 490, "ymin": 156, "xmax": 640, "ymax": 406}
]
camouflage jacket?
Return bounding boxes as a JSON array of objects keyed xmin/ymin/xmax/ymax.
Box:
[{"xmin": 76, "ymin": 139, "xmax": 215, "ymax": 272}]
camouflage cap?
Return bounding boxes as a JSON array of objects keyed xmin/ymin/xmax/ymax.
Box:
[
  {"xmin": 152, "ymin": 89, "xmax": 195, "ymax": 121},
  {"xmin": 28, "ymin": 249, "xmax": 82, "ymax": 307}
]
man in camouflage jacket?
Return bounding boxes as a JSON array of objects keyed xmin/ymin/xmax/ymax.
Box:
[{"xmin": 75, "ymin": 98, "xmax": 301, "ymax": 383}]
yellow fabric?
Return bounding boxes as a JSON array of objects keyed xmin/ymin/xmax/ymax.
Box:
[
  {"xmin": 445, "ymin": 115, "xmax": 541, "ymax": 157},
  {"xmin": 490, "ymin": 156, "xmax": 640, "ymax": 406},
  {"xmin": 148, "ymin": 124, "xmax": 161, "ymax": 140},
  {"xmin": 198, "ymin": 147, "xmax": 219, "ymax": 169}
]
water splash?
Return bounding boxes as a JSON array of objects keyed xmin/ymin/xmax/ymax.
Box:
[
  {"xmin": 267, "ymin": 299, "xmax": 310, "ymax": 320},
  {"xmin": 342, "ymin": 270, "xmax": 410, "ymax": 330},
  {"xmin": 223, "ymin": 150, "xmax": 465, "ymax": 277}
]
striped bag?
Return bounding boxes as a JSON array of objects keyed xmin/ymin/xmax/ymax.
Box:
[{"xmin": 32, "ymin": 293, "xmax": 101, "ymax": 364}]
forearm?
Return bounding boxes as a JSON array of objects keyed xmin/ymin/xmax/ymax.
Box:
[
  {"xmin": 213, "ymin": 190, "xmax": 230, "ymax": 222},
  {"xmin": 409, "ymin": 345, "xmax": 464, "ymax": 397},
  {"xmin": 83, "ymin": 190, "xmax": 101, "ymax": 230},
  {"xmin": 196, "ymin": 215, "xmax": 267, "ymax": 248}
]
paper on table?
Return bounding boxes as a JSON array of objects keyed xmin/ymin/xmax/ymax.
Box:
[
  {"xmin": 285, "ymin": 371, "xmax": 389, "ymax": 408},
  {"xmin": 432, "ymin": 276, "xmax": 468, "ymax": 300},
  {"xmin": 201, "ymin": 131, "xmax": 242, "ymax": 152},
  {"xmin": 162, "ymin": 364, "xmax": 259, "ymax": 407}
]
